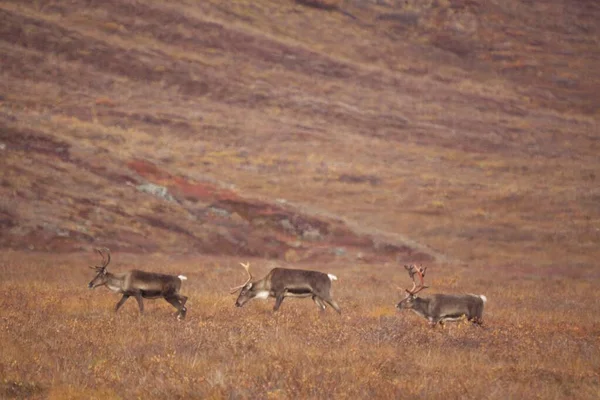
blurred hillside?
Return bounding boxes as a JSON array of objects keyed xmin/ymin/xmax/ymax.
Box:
[{"xmin": 0, "ymin": 0, "xmax": 598, "ymax": 267}]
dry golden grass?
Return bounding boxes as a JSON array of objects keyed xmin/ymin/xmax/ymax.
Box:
[{"xmin": 1, "ymin": 252, "xmax": 599, "ymax": 399}]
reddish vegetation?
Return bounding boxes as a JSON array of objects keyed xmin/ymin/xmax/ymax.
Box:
[{"xmin": 126, "ymin": 158, "xmax": 431, "ymax": 262}]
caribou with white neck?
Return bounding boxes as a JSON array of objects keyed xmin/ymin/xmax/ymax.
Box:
[{"xmin": 231, "ymin": 262, "xmax": 341, "ymax": 313}]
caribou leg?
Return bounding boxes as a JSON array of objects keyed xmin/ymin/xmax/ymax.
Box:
[
  {"xmin": 324, "ymin": 298, "xmax": 341, "ymax": 314},
  {"xmin": 430, "ymin": 318, "xmax": 443, "ymax": 328},
  {"xmin": 165, "ymin": 296, "xmax": 186, "ymax": 320},
  {"xmin": 273, "ymin": 293, "xmax": 285, "ymax": 311},
  {"xmin": 176, "ymin": 294, "xmax": 188, "ymax": 307},
  {"xmin": 312, "ymin": 295, "xmax": 327, "ymax": 311},
  {"xmin": 176, "ymin": 294, "xmax": 188, "ymax": 318},
  {"xmin": 115, "ymin": 294, "xmax": 130, "ymax": 312},
  {"xmin": 134, "ymin": 293, "xmax": 144, "ymax": 314}
]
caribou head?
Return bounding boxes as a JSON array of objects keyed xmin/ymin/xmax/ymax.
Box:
[
  {"xmin": 88, "ymin": 247, "xmax": 112, "ymax": 289},
  {"xmin": 230, "ymin": 262, "xmax": 255, "ymax": 308},
  {"xmin": 396, "ymin": 264, "xmax": 428, "ymax": 310}
]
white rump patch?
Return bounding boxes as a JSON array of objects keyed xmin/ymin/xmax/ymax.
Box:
[
  {"xmin": 327, "ymin": 274, "xmax": 338, "ymax": 281},
  {"xmin": 254, "ymin": 290, "xmax": 270, "ymax": 300},
  {"xmin": 468, "ymin": 293, "xmax": 487, "ymax": 302},
  {"xmin": 178, "ymin": 275, "xmax": 188, "ymax": 280}
]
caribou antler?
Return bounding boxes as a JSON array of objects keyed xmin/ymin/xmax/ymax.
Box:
[
  {"xmin": 95, "ymin": 247, "xmax": 111, "ymax": 269},
  {"xmin": 403, "ymin": 264, "xmax": 428, "ymax": 296},
  {"xmin": 230, "ymin": 262, "xmax": 253, "ymax": 294},
  {"xmin": 404, "ymin": 264, "xmax": 426, "ymax": 282}
]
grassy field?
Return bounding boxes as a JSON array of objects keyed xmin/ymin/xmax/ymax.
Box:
[
  {"xmin": 1, "ymin": 252, "xmax": 600, "ymax": 399},
  {"xmin": 1, "ymin": 0, "xmax": 600, "ymax": 398}
]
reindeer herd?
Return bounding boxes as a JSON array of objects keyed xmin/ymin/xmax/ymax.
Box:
[{"xmin": 87, "ymin": 248, "xmax": 487, "ymax": 327}]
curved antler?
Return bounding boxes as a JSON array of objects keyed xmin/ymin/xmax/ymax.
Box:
[
  {"xmin": 230, "ymin": 262, "xmax": 252, "ymax": 294},
  {"xmin": 95, "ymin": 247, "xmax": 111, "ymax": 268},
  {"xmin": 403, "ymin": 264, "xmax": 428, "ymax": 296}
]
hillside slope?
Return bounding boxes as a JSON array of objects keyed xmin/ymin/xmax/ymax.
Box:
[{"xmin": 1, "ymin": 0, "xmax": 599, "ymax": 266}]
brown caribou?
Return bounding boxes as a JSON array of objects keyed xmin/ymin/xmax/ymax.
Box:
[
  {"xmin": 87, "ymin": 248, "xmax": 189, "ymax": 319},
  {"xmin": 396, "ymin": 264, "xmax": 487, "ymax": 327},
  {"xmin": 230, "ymin": 262, "xmax": 341, "ymax": 313}
]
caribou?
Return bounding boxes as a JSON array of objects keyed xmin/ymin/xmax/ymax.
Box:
[
  {"xmin": 87, "ymin": 248, "xmax": 189, "ymax": 320},
  {"xmin": 230, "ymin": 262, "xmax": 341, "ymax": 313},
  {"xmin": 396, "ymin": 264, "xmax": 487, "ymax": 327}
]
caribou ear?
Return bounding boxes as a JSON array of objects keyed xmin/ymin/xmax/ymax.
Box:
[{"xmin": 246, "ymin": 283, "xmax": 253, "ymax": 289}]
